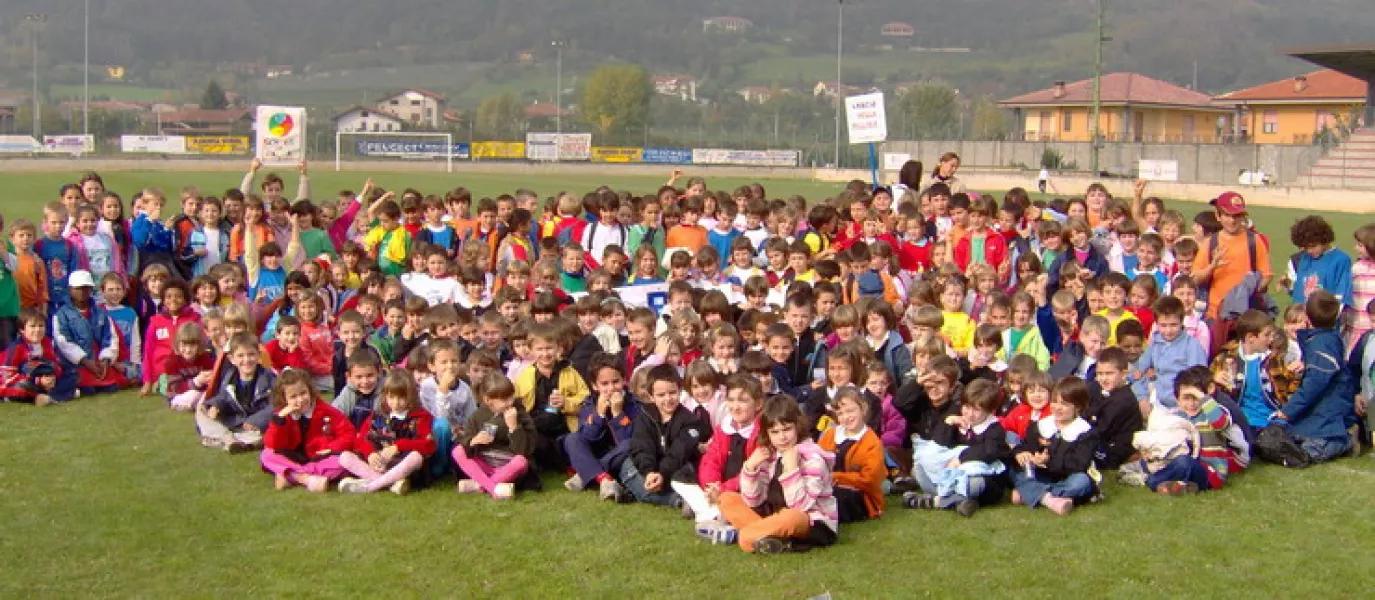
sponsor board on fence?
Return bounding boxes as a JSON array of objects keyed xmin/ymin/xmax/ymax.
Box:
[
  {"xmin": 570, "ymin": 282, "xmax": 670, "ymax": 315},
  {"xmin": 1138, "ymin": 159, "xmax": 1180, "ymax": 182},
  {"xmin": 355, "ymin": 140, "xmax": 471, "ymax": 159},
  {"xmin": 0, "ymin": 135, "xmax": 39, "ymax": 153},
  {"xmin": 691, "ymin": 148, "xmax": 800, "ymax": 167},
  {"xmin": 254, "ymin": 105, "xmax": 306, "ymax": 164},
  {"xmin": 471, "ymin": 141, "xmax": 526, "ymax": 159},
  {"xmin": 844, "ymin": 92, "xmax": 888, "ymax": 144},
  {"xmin": 42, "ymin": 135, "xmax": 95, "ymax": 154},
  {"xmin": 120, "ymin": 135, "xmax": 187, "ymax": 154},
  {"xmin": 525, "ymin": 133, "xmax": 593, "ymax": 161},
  {"xmin": 186, "ymin": 136, "xmax": 250, "ymax": 154},
  {"xmin": 642, "ymin": 147, "xmax": 693, "ymax": 164},
  {"xmin": 590, "ymin": 147, "xmax": 644, "ymax": 163}
]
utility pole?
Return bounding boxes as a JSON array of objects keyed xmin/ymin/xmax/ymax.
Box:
[
  {"xmin": 834, "ymin": 0, "xmax": 843, "ymax": 168},
  {"xmin": 1090, "ymin": 0, "xmax": 1105, "ymax": 176},
  {"xmin": 552, "ymin": 40, "xmax": 564, "ymax": 161},
  {"xmin": 84, "ymin": 0, "xmax": 90, "ymax": 136},
  {"xmin": 25, "ymin": 14, "xmax": 47, "ymax": 140}
]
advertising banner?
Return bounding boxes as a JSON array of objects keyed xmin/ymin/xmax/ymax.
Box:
[
  {"xmin": 254, "ymin": 105, "xmax": 306, "ymax": 164},
  {"xmin": 525, "ymin": 133, "xmax": 593, "ymax": 161},
  {"xmin": 186, "ymin": 136, "xmax": 250, "ymax": 154},
  {"xmin": 0, "ymin": 135, "xmax": 39, "ymax": 153},
  {"xmin": 120, "ymin": 135, "xmax": 187, "ymax": 154},
  {"xmin": 691, "ymin": 148, "xmax": 800, "ymax": 167},
  {"xmin": 844, "ymin": 92, "xmax": 888, "ymax": 144},
  {"xmin": 471, "ymin": 141, "xmax": 526, "ymax": 159},
  {"xmin": 41, "ymin": 135, "xmax": 95, "ymax": 154},
  {"xmin": 642, "ymin": 147, "xmax": 693, "ymax": 164},
  {"xmin": 590, "ymin": 147, "xmax": 644, "ymax": 163},
  {"xmin": 355, "ymin": 140, "xmax": 470, "ymax": 159}
]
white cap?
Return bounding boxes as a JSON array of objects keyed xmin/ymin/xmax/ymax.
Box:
[{"xmin": 69, "ymin": 270, "xmax": 95, "ymax": 288}]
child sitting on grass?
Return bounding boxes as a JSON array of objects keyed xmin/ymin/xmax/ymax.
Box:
[
  {"xmin": 714, "ymin": 394, "xmax": 838, "ymax": 554},
  {"xmin": 338, "ymin": 368, "xmax": 435, "ymax": 495},
  {"xmin": 625, "ymin": 365, "xmax": 704, "ymax": 508},
  {"xmin": 260, "ymin": 369, "xmax": 355, "ymax": 492},
  {"xmin": 1011, "ymin": 376, "xmax": 1099, "ymax": 516},
  {"xmin": 905, "ymin": 379, "xmax": 1011, "ymax": 517},
  {"xmin": 454, "ymin": 371, "xmax": 536, "ymax": 500},
  {"xmin": 1147, "ymin": 367, "xmax": 1240, "ymax": 495},
  {"xmin": 817, "ymin": 387, "xmax": 886, "ymax": 523},
  {"xmin": 564, "ymin": 354, "xmax": 636, "ymax": 502}
]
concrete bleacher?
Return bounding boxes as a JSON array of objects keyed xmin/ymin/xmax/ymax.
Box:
[{"xmin": 1303, "ymin": 128, "xmax": 1375, "ymax": 189}]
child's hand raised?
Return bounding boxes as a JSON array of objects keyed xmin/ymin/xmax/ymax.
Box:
[
  {"xmin": 503, "ymin": 406, "xmax": 519, "ymax": 430},
  {"xmin": 744, "ymin": 446, "xmax": 772, "ymax": 471},
  {"xmin": 549, "ymin": 390, "xmax": 565, "ymax": 410}
]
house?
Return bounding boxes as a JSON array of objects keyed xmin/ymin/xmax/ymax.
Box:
[
  {"xmin": 333, "ymin": 106, "xmax": 405, "ymax": 133},
  {"xmin": 376, "ymin": 89, "xmax": 447, "ymax": 129},
  {"xmin": 524, "ymin": 102, "xmax": 571, "ymax": 120},
  {"xmin": 738, "ymin": 86, "xmax": 775, "ymax": 104},
  {"xmin": 813, "ymin": 81, "xmax": 868, "ymax": 98},
  {"xmin": 144, "ymin": 108, "xmax": 252, "ymax": 135},
  {"xmin": 880, "ymin": 22, "xmax": 915, "ymax": 37},
  {"xmin": 1213, "ymin": 69, "xmax": 1368, "ymax": 144},
  {"xmin": 517, "ymin": 49, "xmax": 537, "ymax": 65},
  {"xmin": 653, "ymin": 75, "xmax": 698, "ymax": 102},
  {"xmin": 265, "ymin": 66, "xmax": 294, "ymax": 79},
  {"xmin": 702, "ymin": 16, "xmax": 753, "ymax": 33},
  {"xmin": 998, "ymin": 72, "xmax": 1232, "ymax": 143}
]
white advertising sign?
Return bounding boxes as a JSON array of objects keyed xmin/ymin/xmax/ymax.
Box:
[
  {"xmin": 120, "ymin": 135, "xmax": 187, "ymax": 154},
  {"xmin": 1138, "ymin": 159, "xmax": 1179, "ymax": 182},
  {"xmin": 254, "ymin": 105, "xmax": 307, "ymax": 164},
  {"xmin": 845, "ymin": 92, "xmax": 888, "ymax": 144}
]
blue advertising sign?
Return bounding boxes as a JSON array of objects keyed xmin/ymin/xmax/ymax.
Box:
[
  {"xmin": 642, "ymin": 147, "xmax": 693, "ymax": 164},
  {"xmin": 355, "ymin": 140, "xmax": 471, "ymax": 159}
]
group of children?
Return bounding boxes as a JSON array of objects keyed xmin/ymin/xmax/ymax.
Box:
[{"xmin": 1, "ymin": 159, "xmax": 1370, "ymax": 555}]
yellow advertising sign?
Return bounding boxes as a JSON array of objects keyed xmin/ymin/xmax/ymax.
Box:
[
  {"xmin": 186, "ymin": 136, "xmax": 250, "ymax": 154},
  {"xmin": 591, "ymin": 147, "xmax": 643, "ymax": 163},
  {"xmin": 471, "ymin": 141, "xmax": 526, "ymax": 159}
]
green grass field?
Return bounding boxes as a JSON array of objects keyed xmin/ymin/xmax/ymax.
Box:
[
  {"xmin": 1, "ymin": 168, "xmax": 1373, "ymax": 596},
  {"xmin": 50, "ymin": 84, "xmax": 179, "ymax": 103}
]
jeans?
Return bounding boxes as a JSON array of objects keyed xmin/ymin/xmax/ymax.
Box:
[
  {"xmin": 1297, "ymin": 435, "xmax": 1351, "ymax": 463},
  {"xmin": 1011, "ymin": 470, "xmax": 1093, "ymax": 508},
  {"xmin": 1145, "ymin": 455, "xmax": 1216, "ymax": 492},
  {"xmin": 936, "ymin": 476, "xmax": 987, "ymax": 508},
  {"xmin": 429, "ymin": 417, "xmax": 454, "ymax": 478},
  {"xmin": 618, "ymin": 461, "xmax": 680, "ymax": 507}
]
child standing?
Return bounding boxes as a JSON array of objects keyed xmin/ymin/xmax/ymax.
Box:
[
  {"xmin": 7, "ymin": 219, "xmax": 49, "ymax": 314},
  {"xmin": 67, "ymin": 205, "xmax": 124, "ymax": 296},
  {"xmin": 665, "ymin": 198, "xmax": 708, "ymax": 254},
  {"xmin": 453, "ymin": 372, "xmax": 536, "ymax": 500},
  {"xmin": 716, "ymin": 395, "xmax": 838, "ymax": 554},
  {"xmin": 260, "ymin": 369, "xmax": 355, "ymax": 492},
  {"xmin": 1011, "ymin": 377, "xmax": 1100, "ymax": 516},
  {"xmin": 363, "ymin": 199, "xmax": 410, "ymax": 277},
  {"xmin": 141, "ymin": 281, "xmax": 199, "ymax": 396},
  {"xmin": 1348, "ymin": 224, "xmax": 1375, "ymax": 348},
  {"xmin": 36, "ymin": 203, "xmax": 80, "ymax": 311},
  {"xmin": 338, "ymin": 369, "xmax": 436, "ymax": 495},
  {"xmin": 198, "ymin": 332, "xmax": 277, "ymax": 451}
]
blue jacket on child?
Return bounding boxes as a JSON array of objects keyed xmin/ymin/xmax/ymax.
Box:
[
  {"xmin": 1277, "ymin": 326, "xmax": 1355, "ymax": 444},
  {"xmin": 1132, "ymin": 329, "xmax": 1207, "ymax": 408}
]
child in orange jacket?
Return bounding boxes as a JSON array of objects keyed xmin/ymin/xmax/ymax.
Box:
[{"xmin": 817, "ymin": 388, "xmax": 886, "ymax": 522}]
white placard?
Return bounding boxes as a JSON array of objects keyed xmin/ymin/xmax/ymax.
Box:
[
  {"xmin": 41, "ymin": 135, "xmax": 94, "ymax": 154},
  {"xmin": 0, "ymin": 135, "xmax": 39, "ymax": 153},
  {"xmin": 883, "ymin": 152, "xmax": 912, "ymax": 171},
  {"xmin": 845, "ymin": 92, "xmax": 888, "ymax": 144},
  {"xmin": 1138, "ymin": 159, "xmax": 1179, "ymax": 182},
  {"xmin": 120, "ymin": 135, "xmax": 187, "ymax": 154},
  {"xmin": 254, "ymin": 105, "xmax": 307, "ymax": 164},
  {"xmin": 524, "ymin": 132, "xmax": 592, "ymax": 161}
]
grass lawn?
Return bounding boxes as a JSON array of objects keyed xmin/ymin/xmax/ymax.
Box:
[
  {"xmin": 2, "ymin": 168, "xmax": 1364, "ymax": 281},
  {"xmin": 50, "ymin": 84, "xmax": 178, "ymax": 103},
  {"xmin": 1, "ymin": 392, "xmax": 1374, "ymax": 597}
]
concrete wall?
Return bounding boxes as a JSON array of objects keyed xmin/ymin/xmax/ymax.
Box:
[{"xmin": 881, "ymin": 139, "xmax": 1322, "ymax": 186}]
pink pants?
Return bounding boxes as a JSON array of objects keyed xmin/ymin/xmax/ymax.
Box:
[
  {"xmin": 260, "ymin": 450, "xmax": 346, "ymax": 480},
  {"xmin": 339, "ymin": 451, "xmax": 425, "ymax": 492},
  {"xmin": 452, "ymin": 446, "xmax": 529, "ymax": 499}
]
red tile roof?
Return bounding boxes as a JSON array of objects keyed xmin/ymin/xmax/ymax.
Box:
[
  {"xmin": 524, "ymin": 102, "xmax": 571, "ymax": 118},
  {"xmin": 1215, "ymin": 69, "xmax": 1368, "ymax": 103},
  {"xmin": 153, "ymin": 108, "xmax": 252, "ymax": 124},
  {"xmin": 1000, "ymin": 72, "xmax": 1221, "ymax": 109}
]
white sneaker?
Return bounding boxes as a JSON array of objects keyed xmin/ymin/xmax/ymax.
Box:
[
  {"xmin": 564, "ymin": 474, "xmax": 584, "ymax": 492},
  {"xmin": 456, "ymin": 479, "xmax": 483, "ymax": 494},
  {"xmin": 338, "ymin": 478, "xmax": 368, "ymax": 494},
  {"xmin": 493, "ymin": 482, "xmax": 515, "ymax": 500},
  {"xmin": 598, "ymin": 478, "xmax": 624, "ymax": 502},
  {"xmin": 390, "ymin": 479, "xmax": 411, "ymax": 496}
]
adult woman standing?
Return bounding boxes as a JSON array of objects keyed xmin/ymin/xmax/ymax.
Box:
[{"xmin": 930, "ymin": 153, "xmax": 966, "ymax": 194}]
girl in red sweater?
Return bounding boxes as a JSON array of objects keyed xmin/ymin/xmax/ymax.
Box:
[
  {"xmin": 141, "ymin": 280, "xmax": 200, "ymax": 396},
  {"xmin": 164, "ymin": 322, "xmax": 215, "ymax": 411},
  {"xmin": 999, "ymin": 370, "xmax": 1052, "ymax": 444},
  {"xmin": 295, "ymin": 294, "xmax": 335, "ymax": 391},
  {"xmin": 337, "ymin": 369, "xmax": 436, "ymax": 495},
  {"xmin": 261, "ymin": 369, "xmax": 355, "ymax": 492},
  {"xmin": 683, "ymin": 373, "xmax": 762, "ymax": 531}
]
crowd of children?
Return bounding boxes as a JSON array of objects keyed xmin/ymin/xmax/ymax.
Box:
[{"xmin": 1, "ymin": 159, "xmax": 1370, "ymax": 555}]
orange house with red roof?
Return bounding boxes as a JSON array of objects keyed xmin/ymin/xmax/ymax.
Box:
[
  {"xmin": 1213, "ymin": 69, "xmax": 1368, "ymax": 144},
  {"xmin": 999, "ymin": 72, "xmax": 1231, "ymax": 143}
]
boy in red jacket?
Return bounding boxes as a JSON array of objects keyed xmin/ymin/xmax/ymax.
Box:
[
  {"xmin": 953, "ymin": 196, "xmax": 1010, "ymax": 282},
  {"xmin": 684, "ymin": 373, "xmax": 763, "ymax": 533},
  {"xmin": 264, "ymin": 316, "xmax": 310, "ymax": 373},
  {"xmin": 261, "ymin": 369, "xmax": 356, "ymax": 492},
  {"xmin": 0, "ymin": 309, "xmax": 61, "ymax": 405}
]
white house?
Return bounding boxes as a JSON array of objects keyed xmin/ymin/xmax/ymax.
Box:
[
  {"xmin": 333, "ymin": 106, "xmax": 405, "ymax": 133},
  {"xmin": 653, "ymin": 75, "xmax": 698, "ymax": 102},
  {"xmin": 375, "ymin": 89, "xmax": 447, "ymax": 129}
]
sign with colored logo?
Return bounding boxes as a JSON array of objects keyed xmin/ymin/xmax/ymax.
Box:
[
  {"xmin": 254, "ymin": 105, "xmax": 306, "ymax": 165},
  {"xmin": 186, "ymin": 136, "xmax": 250, "ymax": 154}
]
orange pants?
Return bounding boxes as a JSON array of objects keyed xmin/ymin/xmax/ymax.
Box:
[{"xmin": 718, "ymin": 492, "xmax": 811, "ymax": 553}]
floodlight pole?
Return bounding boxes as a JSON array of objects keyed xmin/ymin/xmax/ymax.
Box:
[
  {"xmin": 1090, "ymin": 0, "xmax": 1104, "ymax": 176},
  {"xmin": 834, "ymin": 0, "xmax": 844, "ymax": 168}
]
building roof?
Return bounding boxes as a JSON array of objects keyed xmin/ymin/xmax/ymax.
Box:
[
  {"xmin": 154, "ymin": 108, "xmax": 252, "ymax": 124},
  {"xmin": 59, "ymin": 100, "xmax": 145, "ymax": 112},
  {"xmin": 376, "ymin": 88, "xmax": 447, "ymax": 103},
  {"xmin": 1214, "ymin": 69, "xmax": 1368, "ymax": 104},
  {"xmin": 1000, "ymin": 72, "xmax": 1223, "ymax": 110},
  {"xmin": 881, "ymin": 22, "xmax": 915, "ymax": 35},
  {"xmin": 524, "ymin": 102, "xmax": 571, "ymax": 118},
  {"xmin": 331, "ymin": 105, "xmax": 404, "ymax": 123},
  {"xmin": 1283, "ymin": 43, "xmax": 1375, "ymax": 79},
  {"xmin": 703, "ymin": 16, "xmax": 754, "ymax": 25}
]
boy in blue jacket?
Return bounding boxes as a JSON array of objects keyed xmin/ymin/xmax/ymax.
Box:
[
  {"xmin": 1132, "ymin": 296, "xmax": 1206, "ymax": 410},
  {"xmin": 563, "ymin": 353, "xmax": 636, "ymax": 502},
  {"xmin": 1269, "ymin": 291, "xmax": 1356, "ymax": 466},
  {"xmin": 1285, "ymin": 216, "xmax": 1353, "ymax": 307}
]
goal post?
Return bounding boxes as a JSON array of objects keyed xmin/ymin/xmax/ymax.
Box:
[{"xmin": 334, "ymin": 131, "xmax": 457, "ymax": 172}]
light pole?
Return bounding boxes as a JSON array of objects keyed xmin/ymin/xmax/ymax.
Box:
[
  {"xmin": 25, "ymin": 14, "xmax": 47, "ymax": 140},
  {"xmin": 834, "ymin": 0, "xmax": 844, "ymax": 168},
  {"xmin": 552, "ymin": 40, "xmax": 564, "ymax": 161},
  {"xmin": 1090, "ymin": 0, "xmax": 1106, "ymax": 176},
  {"xmin": 84, "ymin": 0, "xmax": 90, "ymax": 136}
]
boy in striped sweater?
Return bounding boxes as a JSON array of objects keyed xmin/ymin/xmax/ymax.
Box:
[{"xmin": 1149, "ymin": 368, "xmax": 1241, "ymax": 495}]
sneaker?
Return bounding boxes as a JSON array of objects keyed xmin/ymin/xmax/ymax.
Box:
[
  {"xmin": 695, "ymin": 521, "xmax": 739, "ymax": 545},
  {"xmin": 390, "ymin": 479, "xmax": 411, "ymax": 496},
  {"xmin": 1042, "ymin": 496, "xmax": 1074, "ymax": 516},
  {"xmin": 902, "ymin": 492, "xmax": 936, "ymax": 510},
  {"xmin": 493, "ymin": 482, "xmax": 515, "ymax": 500},
  {"xmin": 890, "ymin": 477, "xmax": 918, "ymax": 494},
  {"xmin": 201, "ymin": 436, "xmax": 226, "ymax": 449},
  {"xmin": 338, "ymin": 477, "xmax": 368, "ymax": 494},
  {"xmin": 954, "ymin": 498, "xmax": 979, "ymax": 517},
  {"xmin": 456, "ymin": 479, "xmax": 483, "ymax": 494},
  {"xmin": 1155, "ymin": 481, "xmax": 1200, "ymax": 496},
  {"xmin": 564, "ymin": 474, "xmax": 584, "ymax": 492},
  {"xmin": 598, "ymin": 478, "xmax": 624, "ymax": 502},
  {"xmin": 753, "ymin": 536, "xmax": 791, "ymax": 555},
  {"xmin": 225, "ymin": 441, "xmax": 253, "ymax": 454}
]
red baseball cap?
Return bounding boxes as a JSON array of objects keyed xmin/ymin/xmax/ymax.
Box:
[{"xmin": 1211, "ymin": 191, "xmax": 1247, "ymax": 215}]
